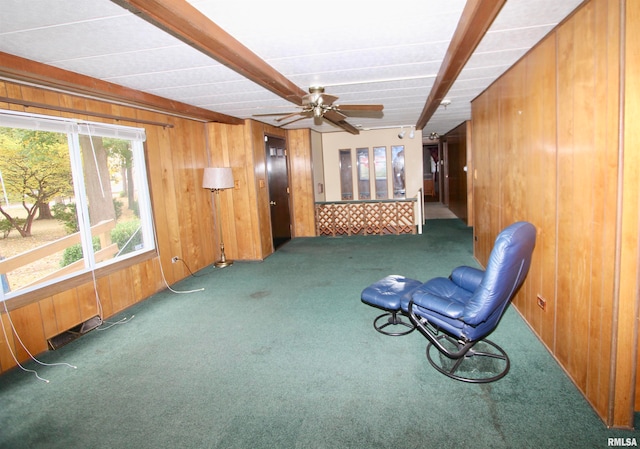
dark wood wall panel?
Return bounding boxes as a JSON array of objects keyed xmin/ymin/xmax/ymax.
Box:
[
  {"xmin": 470, "ymin": 96, "xmax": 488, "ymax": 258},
  {"xmin": 470, "ymin": 0, "xmax": 636, "ymax": 428},
  {"xmin": 522, "ymin": 36, "xmax": 558, "ymax": 347}
]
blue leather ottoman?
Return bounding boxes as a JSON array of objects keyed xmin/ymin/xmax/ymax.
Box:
[{"xmin": 361, "ymin": 275, "xmax": 422, "ymax": 336}]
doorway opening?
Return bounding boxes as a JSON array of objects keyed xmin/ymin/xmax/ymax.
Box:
[
  {"xmin": 265, "ymin": 135, "xmax": 291, "ymax": 249},
  {"xmin": 423, "ymin": 143, "xmax": 440, "ymax": 203}
]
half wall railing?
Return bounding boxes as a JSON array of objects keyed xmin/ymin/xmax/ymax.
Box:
[{"xmin": 315, "ymin": 198, "xmax": 418, "ymax": 237}]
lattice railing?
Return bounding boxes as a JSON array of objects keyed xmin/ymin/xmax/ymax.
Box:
[{"xmin": 315, "ymin": 199, "xmax": 417, "ymax": 236}]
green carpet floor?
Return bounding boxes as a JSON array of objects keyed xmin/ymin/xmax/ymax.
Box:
[{"xmin": 0, "ymin": 219, "xmax": 637, "ymax": 448}]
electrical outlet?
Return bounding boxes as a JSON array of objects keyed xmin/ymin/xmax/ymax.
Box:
[
  {"xmin": 171, "ymin": 256, "xmax": 179, "ymax": 263},
  {"xmin": 537, "ymin": 294, "xmax": 546, "ymax": 311}
]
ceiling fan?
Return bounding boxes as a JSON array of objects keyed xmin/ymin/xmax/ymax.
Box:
[{"xmin": 253, "ymin": 86, "xmax": 383, "ymax": 134}]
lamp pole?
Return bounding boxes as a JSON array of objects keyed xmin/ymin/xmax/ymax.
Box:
[
  {"xmin": 202, "ymin": 167, "xmax": 234, "ymax": 268},
  {"xmin": 213, "ymin": 188, "xmax": 232, "ymax": 268}
]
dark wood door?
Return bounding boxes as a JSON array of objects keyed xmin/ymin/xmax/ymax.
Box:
[{"xmin": 265, "ymin": 136, "xmax": 291, "ymax": 249}]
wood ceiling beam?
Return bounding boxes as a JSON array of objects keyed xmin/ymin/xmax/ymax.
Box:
[
  {"xmin": 114, "ymin": 0, "xmax": 308, "ymax": 106},
  {"xmin": 0, "ymin": 51, "xmax": 243, "ymax": 124},
  {"xmin": 416, "ymin": 0, "xmax": 506, "ymax": 131}
]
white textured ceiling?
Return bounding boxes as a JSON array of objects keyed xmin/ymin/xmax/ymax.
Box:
[{"xmin": 0, "ymin": 0, "xmax": 583, "ymax": 138}]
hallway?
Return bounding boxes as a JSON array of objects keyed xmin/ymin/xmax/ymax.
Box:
[{"xmin": 424, "ymin": 202, "xmax": 457, "ymax": 220}]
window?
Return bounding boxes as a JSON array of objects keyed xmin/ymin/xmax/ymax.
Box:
[
  {"xmin": 391, "ymin": 145, "xmax": 405, "ymax": 198},
  {"xmin": 373, "ymin": 146, "xmax": 388, "ymax": 199},
  {"xmin": 356, "ymin": 148, "xmax": 370, "ymax": 199},
  {"xmin": 339, "ymin": 149, "xmax": 353, "ymax": 200},
  {"xmin": 336, "ymin": 145, "xmax": 410, "ymax": 202},
  {"xmin": 0, "ymin": 110, "xmax": 154, "ymax": 300}
]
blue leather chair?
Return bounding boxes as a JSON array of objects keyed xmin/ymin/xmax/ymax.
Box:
[
  {"xmin": 361, "ymin": 221, "xmax": 536, "ymax": 382},
  {"xmin": 405, "ymin": 221, "xmax": 536, "ymax": 382}
]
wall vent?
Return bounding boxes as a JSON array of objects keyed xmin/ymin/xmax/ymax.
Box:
[{"xmin": 47, "ymin": 316, "xmax": 102, "ymax": 350}]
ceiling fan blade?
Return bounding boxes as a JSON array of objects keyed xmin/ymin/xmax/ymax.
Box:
[
  {"xmin": 279, "ymin": 115, "xmax": 311, "ymax": 127},
  {"xmin": 252, "ymin": 112, "xmax": 297, "ymax": 117},
  {"xmin": 341, "ymin": 109, "xmax": 384, "ymax": 119},
  {"xmin": 319, "ymin": 94, "xmax": 339, "ymax": 106},
  {"xmin": 336, "ymin": 104, "xmax": 384, "ymax": 111},
  {"xmin": 323, "ymin": 115, "xmax": 360, "ymax": 135},
  {"xmin": 275, "ymin": 111, "xmax": 304, "ymax": 122},
  {"xmin": 324, "ymin": 109, "xmax": 347, "ymax": 122}
]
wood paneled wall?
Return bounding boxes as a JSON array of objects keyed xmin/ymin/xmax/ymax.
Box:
[
  {"xmin": 623, "ymin": 0, "xmax": 640, "ymax": 423},
  {"xmin": 471, "ymin": 0, "xmax": 638, "ymax": 428},
  {"xmin": 206, "ymin": 121, "xmax": 264, "ymax": 261},
  {"xmin": 205, "ymin": 121, "xmax": 316, "ymax": 261},
  {"xmin": 0, "ymin": 81, "xmax": 220, "ymax": 373},
  {"xmin": 286, "ymin": 129, "xmax": 316, "ymax": 237}
]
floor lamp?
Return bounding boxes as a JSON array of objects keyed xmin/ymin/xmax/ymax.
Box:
[{"xmin": 202, "ymin": 167, "xmax": 234, "ymax": 268}]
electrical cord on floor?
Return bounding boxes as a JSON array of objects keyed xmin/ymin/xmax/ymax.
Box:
[
  {"xmin": 96, "ymin": 315, "xmax": 135, "ymax": 331},
  {"xmin": 158, "ymin": 256, "xmax": 204, "ymax": 294},
  {"xmin": 1, "ymin": 300, "xmax": 76, "ymax": 383},
  {"xmin": 173, "ymin": 257, "xmax": 207, "ymax": 277}
]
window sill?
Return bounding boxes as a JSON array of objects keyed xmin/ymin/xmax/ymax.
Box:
[{"xmin": 3, "ymin": 250, "xmax": 158, "ymax": 312}]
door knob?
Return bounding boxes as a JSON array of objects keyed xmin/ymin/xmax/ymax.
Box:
[{"xmin": 270, "ymin": 201, "xmax": 276, "ymax": 206}]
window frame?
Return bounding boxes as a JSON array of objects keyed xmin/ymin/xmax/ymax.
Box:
[{"xmin": 0, "ymin": 110, "xmax": 156, "ymax": 303}]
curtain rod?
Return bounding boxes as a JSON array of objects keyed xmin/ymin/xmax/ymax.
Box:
[{"xmin": 0, "ymin": 96, "xmax": 174, "ymax": 129}]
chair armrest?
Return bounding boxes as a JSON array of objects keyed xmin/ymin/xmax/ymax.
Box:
[
  {"xmin": 450, "ymin": 266, "xmax": 484, "ymax": 292},
  {"xmin": 411, "ymin": 291, "xmax": 465, "ymax": 319}
]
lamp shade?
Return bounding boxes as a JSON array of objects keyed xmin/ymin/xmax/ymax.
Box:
[{"xmin": 203, "ymin": 167, "xmax": 234, "ymax": 190}]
